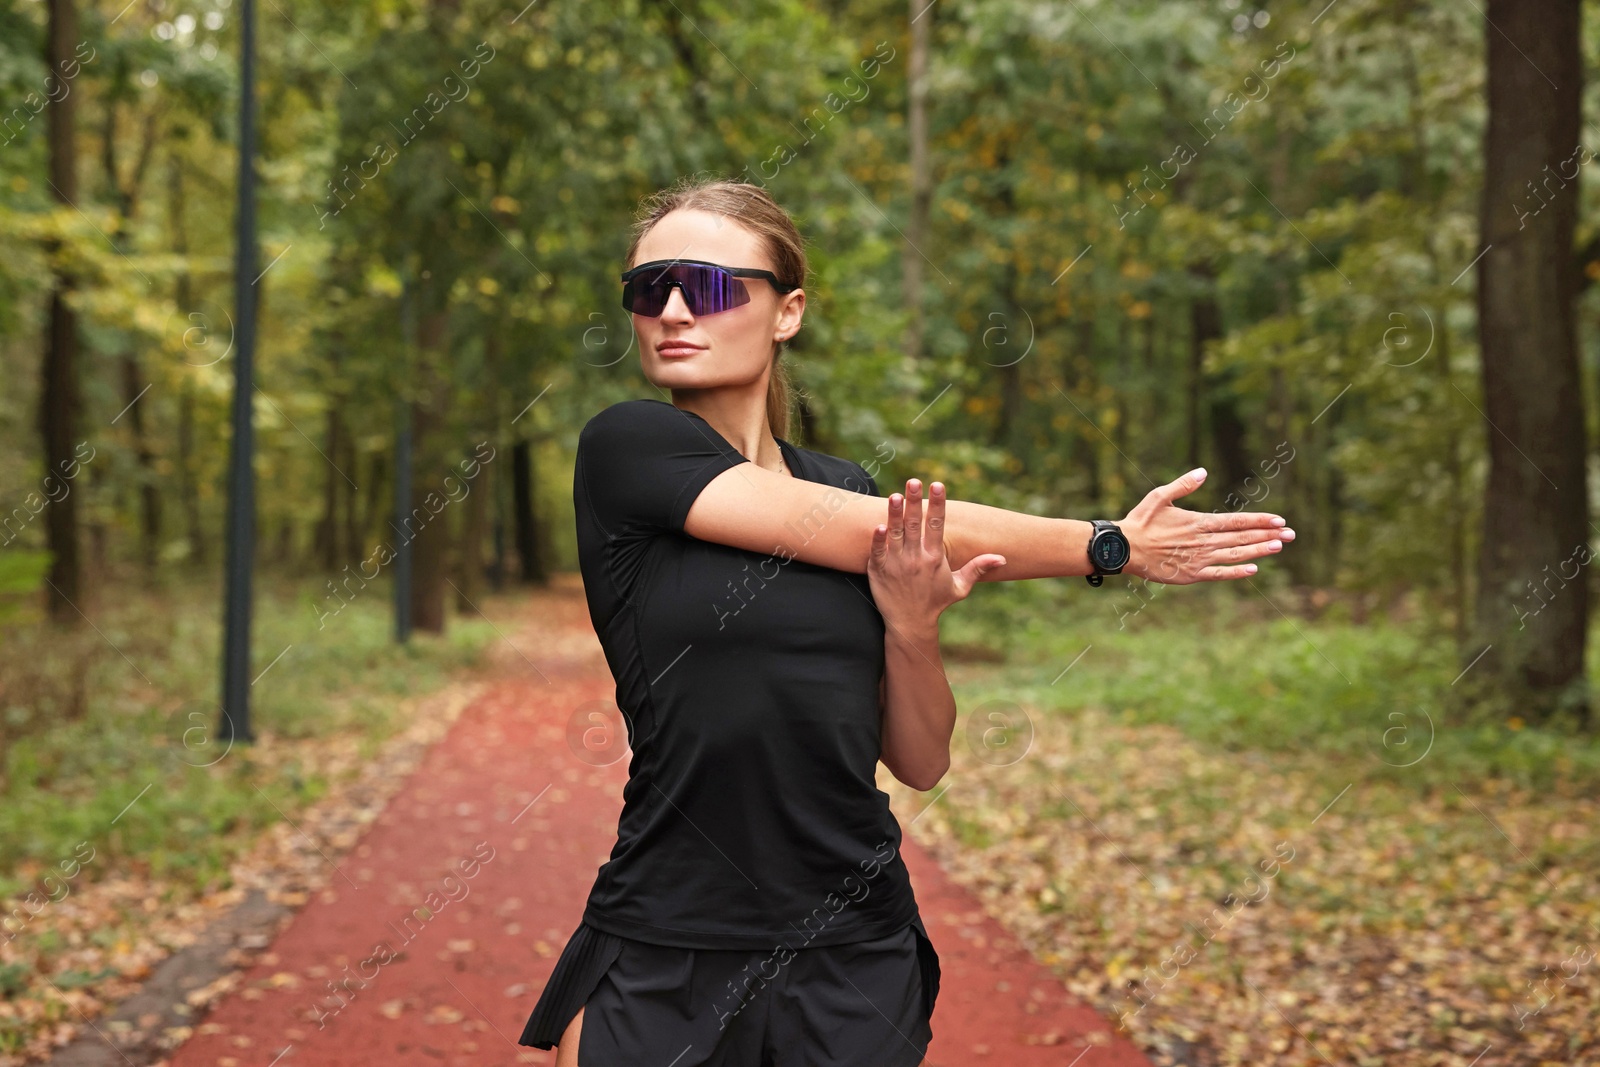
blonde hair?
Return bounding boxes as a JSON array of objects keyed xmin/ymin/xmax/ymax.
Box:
[{"xmin": 624, "ymin": 176, "xmax": 808, "ymax": 442}]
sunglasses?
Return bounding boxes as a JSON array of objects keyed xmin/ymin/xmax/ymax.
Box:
[{"xmin": 620, "ymin": 258, "xmax": 799, "ymax": 317}]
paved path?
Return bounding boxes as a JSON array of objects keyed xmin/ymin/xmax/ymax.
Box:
[{"xmin": 163, "ymin": 579, "xmax": 1150, "ymax": 1067}]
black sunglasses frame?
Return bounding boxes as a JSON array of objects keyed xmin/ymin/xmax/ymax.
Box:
[{"xmin": 620, "ymin": 258, "xmax": 800, "ymax": 317}]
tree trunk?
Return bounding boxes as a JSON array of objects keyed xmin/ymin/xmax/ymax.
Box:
[
  {"xmin": 41, "ymin": 0, "xmax": 82, "ymax": 622},
  {"xmin": 363, "ymin": 451, "xmax": 388, "ymax": 560},
  {"xmin": 122, "ymin": 355, "xmax": 161, "ymax": 571},
  {"xmin": 1070, "ymin": 308, "xmax": 1102, "ymax": 507},
  {"xmin": 104, "ymin": 95, "xmax": 161, "ymax": 576},
  {"xmin": 1113, "ymin": 315, "xmax": 1133, "ymax": 506},
  {"xmin": 1207, "ymin": 380, "xmax": 1252, "ymax": 507},
  {"xmin": 901, "ymin": 0, "xmax": 930, "ymax": 364},
  {"xmin": 316, "ymin": 405, "xmax": 343, "ymax": 570},
  {"xmin": 171, "ymin": 157, "xmax": 205, "ymax": 565},
  {"xmin": 1185, "ymin": 287, "xmax": 1204, "ymax": 473},
  {"xmin": 990, "ymin": 150, "xmax": 1027, "ymax": 466},
  {"xmin": 343, "ymin": 429, "xmax": 364, "ymax": 567},
  {"xmin": 178, "ymin": 384, "xmax": 204, "ymax": 564},
  {"xmin": 512, "ymin": 439, "xmax": 545, "ymax": 584},
  {"xmin": 408, "ymin": 305, "xmax": 450, "ymax": 633},
  {"xmin": 1471, "ymin": 0, "xmax": 1589, "ymax": 725},
  {"xmin": 454, "ymin": 445, "xmax": 489, "ymax": 614}
]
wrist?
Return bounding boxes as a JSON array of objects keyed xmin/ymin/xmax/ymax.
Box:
[
  {"xmin": 883, "ymin": 614, "xmax": 941, "ymax": 646},
  {"xmin": 1084, "ymin": 517, "xmax": 1138, "ymax": 584},
  {"xmin": 1120, "ymin": 518, "xmax": 1148, "ymax": 580}
]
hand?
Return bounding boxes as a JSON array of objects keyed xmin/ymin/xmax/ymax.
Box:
[
  {"xmin": 1119, "ymin": 467, "xmax": 1293, "ymax": 584},
  {"xmin": 867, "ymin": 479, "xmax": 1008, "ymax": 632}
]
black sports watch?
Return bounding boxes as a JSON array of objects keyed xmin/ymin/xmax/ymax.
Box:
[{"xmin": 1085, "ymin": 519, "xmax": 1131, "ymax": 587}]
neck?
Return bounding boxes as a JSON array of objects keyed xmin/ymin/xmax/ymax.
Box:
[{"xmin": 672, "ymin": 383, "xmax": 783, "ymax": 471}]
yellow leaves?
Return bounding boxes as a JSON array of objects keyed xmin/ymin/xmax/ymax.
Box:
[
  {"xmin": 365, "ymin": 262, "xmax": 402, "ymax": 299},
  {"xmin": 880, "ymin": 701, "xmax": 1600, "ymax": 1067},
  {"xmin": 489, "ymin": 195, "xmax": 520, "ymax": 215}
]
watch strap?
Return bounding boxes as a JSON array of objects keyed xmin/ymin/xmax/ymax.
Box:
[{"xmin": 1085, "ymin": 519, "xmax": 1125, "ymax": 587}]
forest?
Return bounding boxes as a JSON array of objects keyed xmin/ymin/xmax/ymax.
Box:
[{"xmin": 1, "ymin": 1, "xmax": 1597, "ymax": 1065}]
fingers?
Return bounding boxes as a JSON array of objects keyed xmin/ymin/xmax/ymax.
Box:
[
  {"xmin": 1205, "ymin": 526, "xmax": 1295, "ymax": 550},
  {"xmin": 925, "ymin": 482, "xmax": 946, "ymax": 559},
  {"xmin": 885, "ymin": 477, "xmax": 952, "ymax": 562},
  {"xmin": 952, "ymin": 552, "xmax": 1006, "ymax": 597},
  {"xmin": 870, "ymin": 521, "xmax": 888, "ymax": 565},
  {"xmin": 1150, "ymin": 467, "xmax": 1208, "ymax": 507},
  {"xmin": 1194, "ymin": 563, "xmax": 1260, "ymax": 581},
  {"xmin": 1197, "ymin": 510, "xmax": 1289, "ymax": 533},
  {"xmin": 886, "ymin": 489, "xmax": 905, "ymax": 550},
  {"xmin": 1176, "ymin": 536, "xmax": 1282, "ymax": 574},
  {"xmin": 902, "ymin": 479, "xmax": 923, "ymax": 549}
]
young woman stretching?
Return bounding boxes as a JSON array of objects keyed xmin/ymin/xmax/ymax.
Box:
[{"xmin": 519, "ymin": 177, "xmax": 1293, "ymax": 1067}]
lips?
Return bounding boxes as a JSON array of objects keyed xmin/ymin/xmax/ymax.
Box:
[{"xmin": 656, "ymin": 341, "xmax": 705, "ymax": 357}]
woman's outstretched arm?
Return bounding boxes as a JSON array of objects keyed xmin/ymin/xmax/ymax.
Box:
[{"xmin": 685, "ymin": 461, "xmax": 1290, "ymax": 583}]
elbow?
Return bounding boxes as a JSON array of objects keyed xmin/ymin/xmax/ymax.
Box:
[{"xmin": 901, "ymin": 756, "xmax": 950, "ymax": 793}]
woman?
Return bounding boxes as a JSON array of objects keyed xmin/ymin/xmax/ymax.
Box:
[{"xmin": 519, "ymin": 177, "xmax": 1292, "ymax": 1066}]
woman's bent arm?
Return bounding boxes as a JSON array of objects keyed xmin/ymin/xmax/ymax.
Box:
[
  {"xmin": 878, "ymin": 618, "xmax": 953, "ymax": 791},
  {"xmin": 684, "ymin": 462, "xmax": 1290, "ymax": 584}
]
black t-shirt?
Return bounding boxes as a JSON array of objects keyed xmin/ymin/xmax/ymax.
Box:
[{"xmin": 571, "ymin": 398, "xmax": 920, "ymax": 950}]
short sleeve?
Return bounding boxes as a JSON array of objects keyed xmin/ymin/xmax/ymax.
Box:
[
  {"xmin": 851, "ymin": 463, "xmax": 880, "ymax": 497},
  {"xmin": 576, "ymin": 399, "xmax": 748, "ymax": 537}
]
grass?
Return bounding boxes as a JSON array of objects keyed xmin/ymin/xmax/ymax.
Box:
[
  {"xmin": 0, "ymin": 572, "xmax": 497, "ymax": 900},
  {"xmin": 888, "ymin": 575, "xmax": 1600, "ymax": 1064},
  {"xmin": 939, "ymin": 573, "xmax": 1600, "ymax": 794}
]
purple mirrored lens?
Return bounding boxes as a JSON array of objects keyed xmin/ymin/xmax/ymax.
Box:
[{"xmin": 624, "ymin": 264, "xmax": 751, "ymax": 316}]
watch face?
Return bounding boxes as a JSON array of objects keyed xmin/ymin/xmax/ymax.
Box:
[{"xmin": 1093, "ymin": 530, "xmax": 1131, "ymax": 570}]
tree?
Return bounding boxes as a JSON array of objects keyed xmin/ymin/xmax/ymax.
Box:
[
  {"xmin": 40, "ymin": 0, "xmax": 82, "ymax": 623},
  {"xmin": 1469, "ymin": 0, "xmax": 1589, "ymax": 725},
  {"xmin": 902, "ymin": 0, "xmax": 930, "ymax": 364}
]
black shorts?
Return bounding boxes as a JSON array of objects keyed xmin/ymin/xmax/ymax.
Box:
[{"xmin": 519, "ymin": 915, "xmax": 940, "ymax": 1067}]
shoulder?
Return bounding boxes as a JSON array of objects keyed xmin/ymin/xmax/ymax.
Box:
[
  {"xmin": 581, "ymin": 398, "xmax": 678, "ymax": 438},
  {"xmin": 579, "ymin": 399, "xmax": 705, "ymax": 451},
  {"xmin": 792, "ymin": 446, "xmax": 879, "ymax": 497}
]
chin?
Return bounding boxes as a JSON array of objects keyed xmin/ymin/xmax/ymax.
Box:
[{"xmin": 644, "ymin": 361, "xmax": 715, "ymax": 389}]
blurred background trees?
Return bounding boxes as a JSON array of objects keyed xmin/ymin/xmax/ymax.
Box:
[{"xmin": 1, "ymin": 0, "xmax": 1596, "ymax": 728}]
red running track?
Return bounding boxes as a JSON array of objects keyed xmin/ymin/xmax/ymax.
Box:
[{"xmin": 163, "ymin": 584, "xmax": 1150, "ymax": 1067}]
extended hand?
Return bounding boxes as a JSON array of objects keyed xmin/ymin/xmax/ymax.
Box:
[
  {"xmin": 1119, "ymin": 467, "xmax": 1293, "ymax": 584},
  {"xmin": 867, "ymin": 479, "xmax": 1007, "ymax": 630}
]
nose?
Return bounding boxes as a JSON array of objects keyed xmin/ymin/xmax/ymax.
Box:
[{"xmin": 660, "ymin": 285, "xmax": 694, "ymax": 322}]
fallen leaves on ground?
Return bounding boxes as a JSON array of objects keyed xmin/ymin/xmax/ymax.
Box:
[
  {"xmin": 884, "ymin": 705, "xmax": 1600, "ymax": 1067},
  {"xmin": 0, "ymin": 680, "xmax": 486, "ymax": 1066}
]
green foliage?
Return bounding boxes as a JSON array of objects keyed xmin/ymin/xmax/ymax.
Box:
[
  {"xmin": 943, "ymin": 577, "xmax": 1600, "ymax": 794},
  {"xmin": 0, "ymin": 549, "xmax": 48, "ymax": 623},
  {"xmin": 0, "ymin": 577, "xmax": 494, "ymax": 899},
  {"xmin": 0, "ymin": 0, "xmax": 1595, "ymax": 875}
]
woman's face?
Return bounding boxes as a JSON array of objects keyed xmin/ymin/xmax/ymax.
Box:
[{"xmin": 628, "ymin": 208, "xmax": 805, "ymax": 394}]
